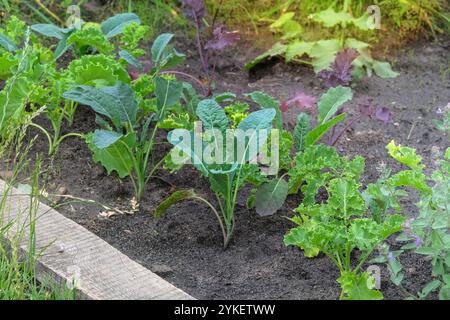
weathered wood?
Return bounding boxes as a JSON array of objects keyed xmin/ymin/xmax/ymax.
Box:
[{"xmin": 0, "ymin": 179, "xmax": 193, "ymax": 300}]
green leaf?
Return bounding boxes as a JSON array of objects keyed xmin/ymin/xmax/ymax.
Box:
[
  {"xmin": 237, "ymin": 109, "xmax": 276, "ymax": 162},
  {"xmin": 309, "ymin": 39, "xmax": 341, "ymax": 73},
  {"xmin": 167, "ymin": 129, "xmax": 209, "ymax": 177},
  {"xmin": 101, "ymin": 13, "xmax": 141, "ymax": 38},
  {"xmin": 338, "ymin": 272, "xmax": 383, "ymax": 300},
  {"xmin": 246, "ymin": 91, "xmax": 282, "ymax": 129},
  {"xmin": 420, "ymin": 280, "xmax": 441, "ymax": 298},
  {"xmin": 63, "ymin": 82, "xmax": 137, "ymax": 130},
  {"xmin": 245, "ymin": 42, "xmax": 286, "ymax": 70},
  {"xmin": 255, "ymin": 178, "xmax": 288, "ymax": 216},
  {"xmin": 92, "ymin": 129, "xmax": 123, "ymax": 149},
  {"xmin": 0, "ymin": 32, "xmax": 18, "ymax": 52},
  {"xmin": 31, "ymin": 24, "xmax": 65, "ymax": 39},
  {"xmin": 87, "ymin": 133, "xmax": 135, "ymax": 178},
  {"xmin": 155, "ymin": 77, "xmax": 183, "ymax": 111},
  {"xmin": 196, "ymin": 99, "xmax": 229, "ymax": 131},
  {"xmin": 270, "ymin": 12, "xmax": 295, "ymax": 29},
  {"xmin": 154, "ymin": 189, "xmax": 197, "ymax": 218},
  {"xmin": 312, "ymin": 8, "xmax": 353, "ymax": 28},
  {"xmin": 119, "ymin": 49, "xmax": 143, "ymax": 71},
  {"xmin": 305, "ymin": 113, "xmax": 347, "ymax": 146},
  {"xmin": 286, "ymin": 41, "xmax": 313, "ymax": 62},
  {"xmin": 372, "ymin": 60, "xmax": 399, "ymax": 78},
  {"xmin": 318, "ymin": 86, "xmax": 353, "ymax": 124},
  {"xmin": 151, "ymin": 33, "xmax": 174, "ymax": 65},
  {"xmin": 294, "ymin": 113, "xmax": 311, "ymax": 152}
]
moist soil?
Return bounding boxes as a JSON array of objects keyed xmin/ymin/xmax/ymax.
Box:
[{"xmin": 20, "ymin": 35, "xmax": 450, "ymax": 299}]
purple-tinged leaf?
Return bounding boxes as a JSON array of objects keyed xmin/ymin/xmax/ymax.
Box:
[
  {"xmin": 357, "ymin": 97, "xmax": 393, "ymax": 125},
  {"xmin": 280, "ymin": 91, "xmax": 317, "ymax": 113},
  {"xmin": 180, "ymin": 0, "xmax": 206, "ymax": 21},
  {"xmin": 318, "ymin": 48, "xmax": 359, "ymax": 88},
  {"xmin": 375, "ymin": 107, "xmax": 393, "ymax": 125},
  {"xmin": 205, "ymin": 26, "xmax": 240, "ymax": 52}
]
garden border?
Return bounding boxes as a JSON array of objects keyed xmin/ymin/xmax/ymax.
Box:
[{"xmin": 0, "ymin": 179, "xmax": 193, "ymax": 300}]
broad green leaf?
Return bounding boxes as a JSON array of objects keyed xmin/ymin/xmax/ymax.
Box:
[
  {"xmin": 101, "ymin": 13, "xmax": 141, "ymax": 38},
  {"xmin": 245, "ymin": 42, "xmax": 287, "ymax": 70},
  {"xmin": 196, "ymin": 99, "xmax": 229, "ymax": 131},
  {"xmin": 286, "ymin": 41, "xmax": 313, "ymax": 62},
  {"xmin": 345, "ymin": 38, "xmax": 370, "ymax": 51},
  {"xmin": 0, "ymin": 32, "xmax": 18, "ymax": 52},
  {"xmin": 237, "ymin": 109, "xmax": 276, "ymax": 162},
  {"xmin": 167, "ymin": 129, "xmax": 209, "ymax": 177},
  {"xmin": 92, "ymin": 129, "xmax": 123, "ymax": 149},
  {"xmin": 305, "ymin": 113, "xmax": 347, "ymax": 146},
  {"xmin": 318, "ymin": 86, "xmax": 353, "ymax": 124},
  {"xmin": 155, "ymin": 77, "xmax": 183, "ymax": 111},
  {"xmin": 63, "ymin": 82, "xmax": 137, "ymax": 130},
  {"xmin": 87, "ymin": 133, "xmax": 135, "ymax": 178},
  {"xmin": 372, "ymin": 60, "xmax": 399, "ymax": 78},
  {"xmin": 255, "ymin": 178, "xmax": 288, "ymax": 216},
  {"xmin": 119, "ymin": 49, "xmax": 143, "ymax": 71},
  {"xmin": 338, "ymin": 272, "xmax": 383, "ymax": 300},
  {"xmin": 54, "ymin": 31, "xmax": 74, "ymax": 60},
  {"xmin": 151, "ymin": 33, "xmax": 174, "ymax": 65},
  {"xmin": 294, "ymin": 113, "xmax": 311, "ymax": 152},
  {"xmin": 154, "ymin": 189, "xmax": 197, "ymax": 218},
  {"xmin": 312, "ymin": 8, "xmax": 353, "ymax": 28},
  {"xmin": 246, "ymin": 91, "xmax": 282, "ymax": 129},
  {"xmin": 309, "ymin": 39, "xmax": 341, "ymax": 73}
]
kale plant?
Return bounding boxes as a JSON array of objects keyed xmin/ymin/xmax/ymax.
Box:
[
  {"xmin": 62, "ymin": 34, "xmax": 186, "ymax": 201},
  {"xmin": 284, "ymin": 145, "xmax": 405, "ymax": 300},
  {"xmin": 155, "ymin": 98, "xmax": 276, "ymax": 248}
]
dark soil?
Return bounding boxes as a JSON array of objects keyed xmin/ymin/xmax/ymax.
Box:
[{"xmin": 22, "ymin": 35, "xmax": 450, "ymax": 300}]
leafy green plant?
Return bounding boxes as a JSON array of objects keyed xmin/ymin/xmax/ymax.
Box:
[
  {"xmin": 61, "ymin": 33, "xmax": 186, "ymax": 202},
  {"xmin": 246, "ymin": 2, "xmax": 399, "ymax": 82},
  {"xmin": 284, "ymin": 145, "xmax": 405, "ymax": 300},
  {"xmin": 155, "ymin": 99, "xmax": 276, "ymax": 248},
  {"xmin": 371, "ymin": 142, "xmax": 450, "ymax": 300},
  {"xmin": 30, "ymin": 12, "xmax": 144, "ymax": 60}
]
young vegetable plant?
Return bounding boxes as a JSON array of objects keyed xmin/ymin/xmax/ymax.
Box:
[
  {"xmin": 62, "ymin": 77, "xmax": 182, "ymax": 202},
  {"xmin": 155, "ymin": 99, "xmax": 276, "ymax": 248},
  {"xmin": 179, "ymin": 0, "xmax": 240, "ymax": 95},
  {"xmin": 246, "ymin": 3, "xmax": 399, "ymax": 82},
  {"xmin": 31, "ymin": 13, "xmax": 145, "ymax": 60},
  {"xmin": 371, "ymin": 143, "xmax": 450, "ymax": 300},
  {"xmin": 284, "ymin": 145, "xmax": 405, "ymax": 300}
]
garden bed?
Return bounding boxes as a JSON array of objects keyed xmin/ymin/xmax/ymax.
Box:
[{"xmin": 21, "ymin": 35, "xmax": 450, "ymax": 300}]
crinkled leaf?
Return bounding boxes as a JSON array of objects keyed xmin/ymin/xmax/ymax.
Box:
[
  {"xmin": 338, "ymin": 272, "xmax": 383, "ymax": 300},
  {"xmin": 155, "ymin": 77, "xmax": 183, "ymax": 113},
  {"xmin": 294, "ymin": 113, "xmax": 311, "ymax": 152},
  {"xmin": 87, "ymin": 133, "xmax": 135, "ymax": 178},
  {"xmin": 196, "ymin": 99, "xmax": 229, "ymax": 131}
]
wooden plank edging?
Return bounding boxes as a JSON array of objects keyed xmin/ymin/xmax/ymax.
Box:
[{"xmin": 0, "ymin": 179, "xmax": 193, "ymax": 300}]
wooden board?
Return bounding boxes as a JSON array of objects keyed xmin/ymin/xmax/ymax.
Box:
[{"xmin": 0, "ymin": 179, "xmax": 193, "ymax": 300}]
